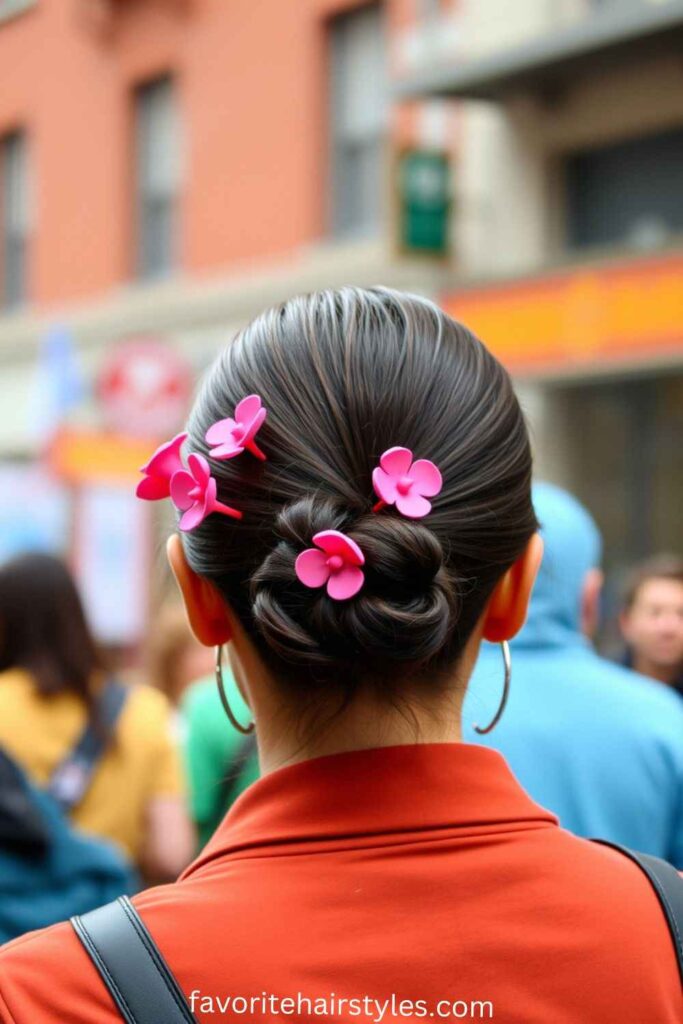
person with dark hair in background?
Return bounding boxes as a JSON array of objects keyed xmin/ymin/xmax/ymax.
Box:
[
  {"xmin": 0, "ymin": 290, "xmax": 680, "ymax": 1022},
  {"xmin": 619, "ymin": 554, "xmax": 683, "ymax": 696},
  {"xmin": 464, "ymin": 483, "xmax": 683, "ymax": 865},
  {"xmin": 0, "ymin": 553, "xmax": 194, "ymax": 882}
]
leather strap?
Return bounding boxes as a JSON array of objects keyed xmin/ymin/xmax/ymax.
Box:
[
  {"xmin": 0, "ymin": 747, "xmax": 49, "ymax": 856},
  {"xmin": 71, "ymin": 896, "xmax": 196, "ymax": 1024},
  {"xmin": 48, "ymin": 681, "xmax": 128, "ymax": 812},
  {"xmin": 592, "ymin": 839, "xmax": 683, "ymax": 985}
]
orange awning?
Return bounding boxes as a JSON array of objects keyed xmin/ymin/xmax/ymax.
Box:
[
  {"xmin": 49, "ymin": 428, "xmax": 156, "ymax": 485},
  {"xmin": 442, "ymin": 250, "xmax": 683, "ymax": 375}
]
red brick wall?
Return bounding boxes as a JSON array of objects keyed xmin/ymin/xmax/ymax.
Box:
[{"xmin": 0, "ymin": 0, "xmax": 383, "ymax": 307}]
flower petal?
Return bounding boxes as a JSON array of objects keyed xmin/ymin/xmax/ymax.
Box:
[
  {"xmin": 185, "ymin": 454, "xmax": 209, "ymax": 487},
  {"xmin": 141, "ymin": 433, "xmax": 187, "ymax": 478},
  {"xmin": 295, "ymin": 548, "xmax": 330, "ymax": 588},
  {"xmin": 208, "ymin": 440, "xmax": 243, "ymax": 460},
  {"xmin": 205, "ymin": 417, "xmax": 238, "ymax": 445},
  {"xmin": 241, "ymin": 406, "xmax": 267, "ymax": 444},
  {"xmin": 372, "ymin": 467, "xmax": 398, "ymax": 505},
  {"xmin": 327, "ymin": 565, "xmax": 364, "ymax": 600},
  {"xmin": 312, "ymin": 530, "xmax": 364, "ymax": 566},
  {"xmin": 178, "ymin": 503, "xmax": 206, "ymax": 532},
  {"xmin": 235, "ymin": 394, "xmax": 263, "ymax": 425},
  {"xmin": 170, "ymin": 470, "xmax": 196, "ymax": 511},
  {"xmin": 409, "ymin": 459, "xmax": 442, "ymax": 498},
  {"xmin": 396, "ymin": 492, "xmax": 432, "ymax": 519},
  {"xmin": 136, "ymin": 475, "xmax": 171, "ymax": 501},
  {"xmin": 379, "ymin": 446, "xmax": 413, "ymax": 478},
  {"xmin": 202, "ymin": 475, "xmax": 218, "ymax": 517}
]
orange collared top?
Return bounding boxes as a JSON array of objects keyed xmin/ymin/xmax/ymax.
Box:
[{"xmin": 0, "ymin": 742, "xmax": 681, "ymax": 1023}]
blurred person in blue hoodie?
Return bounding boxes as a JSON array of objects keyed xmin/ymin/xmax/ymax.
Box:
[{"xmin": 463, "ymin": 481, "xmax": 683, "ymax": 866}]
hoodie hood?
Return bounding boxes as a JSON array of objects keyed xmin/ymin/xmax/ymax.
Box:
[{"xmin": 514, "ymin": 482, "xmax": 602, "ymax": 651}]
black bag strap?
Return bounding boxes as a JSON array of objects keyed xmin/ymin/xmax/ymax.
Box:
[
  {"xmin": 591, "ymin": 838, "xmax": 683, "ymax": 984},
  {"xmin": 71, "ymin": 896, "xmax": 197, "ymax": 1024},
  {"xmin": 0, "ymin": 747, "xmax": 49, "ymax": 856},
  {"xmin": 47, "ymin": 680, "xmax": 128, "ymax": 812}
]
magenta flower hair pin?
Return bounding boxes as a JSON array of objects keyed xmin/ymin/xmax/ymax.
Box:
[
  {"xmin": 170, "ymin": 453, "xmax": 242, "ymax": 531},
  {"xmin": 136, "ymin": 435, "xmax": 241, "ymax": 531},
  {"xmin": 205, "ymin": 394, "xmax": 267, "ymax": 462},
  {"xmin": 372, "ymin": 446, "xmax": 442, "ymax": 519},
  {"xmin": 295, "ymin": 530, "xmax": 365, "ymax": 600},
  {"xmin": 135, "ymin": 432, "xmax": 187, "ymax": 500}
]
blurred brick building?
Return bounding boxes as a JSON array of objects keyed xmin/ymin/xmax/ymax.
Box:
[
  {"xmin": 0, "ymin": 0, "xmax": 454, "ymax": 451},
  {"xmin": 0, "ymin": 0, "xmax": 681, "ymax": 639}
]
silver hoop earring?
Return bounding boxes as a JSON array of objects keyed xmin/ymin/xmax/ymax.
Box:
[
  {"xmin": 215, "ymin": 644, "xmax": 255, "ymax": 735},
  {"xmin": 473, "ymin": 640, "xmax": 511, "ymax": 735}
]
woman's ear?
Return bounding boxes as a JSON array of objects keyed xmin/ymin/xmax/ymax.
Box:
[
  {"xmin": 166, "ymin": 534, "xmax": 232, "ymax": 647},
  {"xmin": 483, "ymin": 533, "xmax": 544, "ymax": 643}
]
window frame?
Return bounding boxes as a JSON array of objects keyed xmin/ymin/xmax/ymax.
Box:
[
  {"xmin": 327, "ymin": 2, "xmax": 388, "ymax": 240},
  {"xmin": 0, "ymin": 129, "xmax": 30, "ymax": 310},
  {"xmin": 133, "ymin": 75, "xmax": 180, "ymax": 282}
]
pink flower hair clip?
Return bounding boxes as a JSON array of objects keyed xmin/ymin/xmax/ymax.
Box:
[
  {"xmin": 205, "ymin": 394, "xmax": 267, "ymax": 462},
  {"xmin": 135, "ymin": 432, "xmax": 187, "ymax": 500},
  {"xmin": 295, "ymin": 530, "xmax": 365, "ymax": 601},
  {"xmin": 372, "ymin": 446, "xmax": 442, "ymax": 519},
  {"xmin": 170, "ymin": 453, "xmax": 242, "ymax": 532},
  {"xmin": 136, "ymin": 436, "xmax": 242, "ymax": 532}
]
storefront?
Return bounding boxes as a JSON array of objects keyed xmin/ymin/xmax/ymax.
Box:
[{"xmin": 442, "ymin": 248, "xmax": 683, "ymax": 634}]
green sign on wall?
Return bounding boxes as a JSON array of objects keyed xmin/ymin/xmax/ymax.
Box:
[{"xmin": 396, "ymin": 149, "xmax": 451, "ymax": 257}]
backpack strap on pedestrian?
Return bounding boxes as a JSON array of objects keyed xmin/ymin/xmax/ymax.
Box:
[
  {"xmin": 591, "ymin": 838, "xmax": 683, "ymax": 984},
  {"xmin": 71, "ymin": 896, "xmax": 197, "ymax": 1024},
  {"xmin": 47, "ymin": 680, "xmax": 128, "ymax": 812}
]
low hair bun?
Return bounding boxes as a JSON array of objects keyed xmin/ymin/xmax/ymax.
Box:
[{"xmin": 250, "ymin": 495, "xmax": 459, "ymax": 682}]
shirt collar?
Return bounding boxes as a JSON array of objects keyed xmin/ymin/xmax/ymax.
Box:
[{"xmin": 183, "ymin": 743, "xmax": 557, "ymax": 878}]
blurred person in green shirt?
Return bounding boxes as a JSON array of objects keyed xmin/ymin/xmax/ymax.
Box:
[{"xmin": 181, "ymin": 668, "xmax": 260, "ymax": 850}]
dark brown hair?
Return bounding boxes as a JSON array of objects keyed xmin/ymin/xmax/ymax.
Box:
[
  {"xmin": 622, "ymin": 554, "xmax": 683, "ymax": 611},
  {"xmin": 0, "ymin": 553, "xmax": 103, "ymax": 716},
  {"xmin": 182, "ymin": 287, "xmax": 537, "ymax": 708}
]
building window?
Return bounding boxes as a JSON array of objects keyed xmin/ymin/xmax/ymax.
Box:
[
  {"xmin": 134, "ymin": 76, "xmax": 180, "ymax": 280},
  {"xmin": 566, "ymin": 125, "xmax": 683, "ymax": 251},
  {"xmin": 329, "ymin": 4, "xmax": 387, "ymax": 238},
  {"xmin": 1, "ymin": 131, "xmax": 29, "ymax": 309}
]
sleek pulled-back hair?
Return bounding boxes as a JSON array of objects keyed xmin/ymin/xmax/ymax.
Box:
[{"xmin": 183, "ymin": 287, "xmax": 537, "ymax": 703}]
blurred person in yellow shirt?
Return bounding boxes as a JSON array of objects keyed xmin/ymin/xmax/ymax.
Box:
[{"xmin": 0, "ymin": 553, "xmax": 195, "ymax": 881}]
